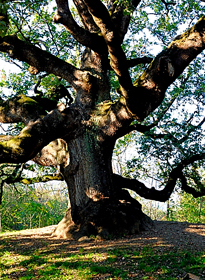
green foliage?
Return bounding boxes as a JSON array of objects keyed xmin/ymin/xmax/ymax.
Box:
[
  {"xmin": 0, "ymin": 0, "xmax": 79, "ymax": 104},
  {"xmin": 0, "ymin": 183, "xmax": 68, "ymax": 231},
  {"xmin": 111, "ymin": 1, "xmax": 205, "ymax": 202},
  {"xmin": 171, "ymin": 192, "xmax": 205, "ymax": 223},
  {"xmin": 124, "ymin": 54, "xmax": 205, "ymax": 194},
  {"xmin": 0, "ymin": 2, "xmax": 9, "ymax": 38}
]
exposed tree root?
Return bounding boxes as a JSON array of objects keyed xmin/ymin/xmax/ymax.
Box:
[{"xmin": 53, "ymin": 198, "xmax": 153, "ymax": 240}]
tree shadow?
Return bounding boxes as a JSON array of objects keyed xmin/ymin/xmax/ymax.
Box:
[{"xmin": 0, "ymin": 221, "xmax": 204, "ymax": 279}]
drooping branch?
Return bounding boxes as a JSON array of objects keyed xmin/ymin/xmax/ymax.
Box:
[
  {"xmin": 53, "ymin": 0, "xmax": 106, "ymax": 53},
  {"xmin": 0, "ymin": 35, "xmax": 87, "ymax": 91},
  {"xmin": 179, "ymin": 172, "xmax": 205, "ymax": 198},
  {"xmin": 131, "ymin": 116, "xmax": 205, "ymax": 155},
  {"xmin": 129, "ymin": 15, "xmax": 205, "ymax": 120},
  {"xmin": 0, "ymin": 107, "xmax": 81, "ymax": 163},
  {"xmin": 113, "ymin": 152, "xmax": 205, "ymax": 202},
  {"xmin": 0, "ymin": 163, "xmax": 24, "ymax": 196},
  {"xmin": 113, "ymin": 172, "xmax": 175, "ymax": 202},
  {"xmin": 0, "ymin": 162, "xmax": 64, "ymax": 185},
  {"xmin": 33, "ymin": 74, "xmax": 48, "ymax": 94}
]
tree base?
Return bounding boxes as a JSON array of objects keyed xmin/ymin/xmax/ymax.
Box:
[{"xmin": 53, "ymin": 198, "xmax": 154, "ymax": 240}]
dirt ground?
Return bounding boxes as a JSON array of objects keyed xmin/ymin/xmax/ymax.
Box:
[{"xmin": 3, "ymin": 220, "xmax": 204, "ymax": 252}]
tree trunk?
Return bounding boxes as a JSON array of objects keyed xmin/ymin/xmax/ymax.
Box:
[
  {"xmin": 53, "ymin": 130, "xmax": 153, "ymax": 240},
  {"xmin": 50, "ymin": 44, "xmax": 154, "ymax": 240}
]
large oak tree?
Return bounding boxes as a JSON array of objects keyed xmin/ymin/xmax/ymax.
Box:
[{"xmin": 0, "ymin": 0, "xmax": 205, "ymax": 238}]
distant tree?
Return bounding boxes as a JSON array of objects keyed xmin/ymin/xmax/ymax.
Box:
[
  {"xmin": 0, "ymin": 181, "xmax": 68, "ymax": 231},
  {"xmin": 170, "ymin": 192, "xmax": 205, "ymax": 223},
  {"xmin": 0, "ymin": 0, "xmax": 205, "ymax": 238}
]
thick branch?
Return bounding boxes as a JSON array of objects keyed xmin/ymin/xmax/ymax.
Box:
[
  {"xmin": 127, "ymin": 57, "xmax": 153, "ymax": 68},
  {"xmin": 113, "ymin": 173, "xmax": 175, "ymax": 202},
  {"xmin": 83, "ymin": 0, "xmax": 133, "ymax": 99},
  {"xmin": 0, "ymin": 35, "xmax": 87, "ymax": 91},
  {"xmin": 130, "ymin": 15, "xmax": 205, "ymax": 120},
  {"xmin": 107, "ymin": 0, "xmax": 141, "ymax": 42},
  {"xmin": 107, "ymin": 2, "xmax": 130, "ymax": 43},
  {"xmin": 118, "ymin": 89, "xmax": 180, "ymax": 136},
  {"xmin": 0, "ymin": 94, "xmax": 56, "ymax": 124},
  {"xmin": 179, "ymin": 172, "xmax": 205, "ymax": 198},
  {"xmin": 53, "ymin": 0, "xmax": 106, "ymax": 53},
  {"xmin": 32, "ymin": 139, "xmax": 69, "ymax": 168},
  {"xmin": 73, "ymin": 0, "xmax": 99, "ymax": 32},
  {"xmin": 0, "ymin": 107, "xmax": 81, "ymax": 163},
  {"xmin": 113, "ymin": 153, "xmax": 205, "ymax": 202}
]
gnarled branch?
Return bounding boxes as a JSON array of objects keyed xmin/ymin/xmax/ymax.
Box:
[
  {"xmin": 179, "ymin": 172, "xmax": 205, "ymax": 198},
  {"xmin": 0, "ymin": 94, "xmax": 56, "ymax": 124},
  {"xmin": 0, "ymin": 107, "xmax": 81, "ymax": 163},
  {"xmin": 129, "ymin": 15, "xmax": 205, "ymax": 120},
  {"xmin": 83, "ymin": 0, "xmax": 133, "ymax": 99},
  {"xmin": 53, "ymin": 0, "xmax": 106, "ymax": 53},
  {"xmin": 73, "ymin": 0, "xmax": 99, "ymax": 32},
  {"xmin": 0, "ymin": 35, "xmax": 87, "ymax": 91},
  {"xmin": 113, "ymin": 152, "xmax": 205, "ymax": 202}
]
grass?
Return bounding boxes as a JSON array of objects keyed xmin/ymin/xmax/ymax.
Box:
[{"xmin": 0, "ymin": 228, "xmax": 204, "ymax": 279}]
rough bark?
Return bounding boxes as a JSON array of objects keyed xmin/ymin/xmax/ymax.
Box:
[
  {"xmin": 53, "ymin": 131, "xmax": 153, "ymax": 239},
  {"xmin": 0, "ymin": 107, "xmax": 81, "ymax": 163}
]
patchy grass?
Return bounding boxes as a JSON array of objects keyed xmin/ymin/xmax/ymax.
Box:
[{"xmin": 0, "ymin": 224, "xmax": 204, "ymax": 279}]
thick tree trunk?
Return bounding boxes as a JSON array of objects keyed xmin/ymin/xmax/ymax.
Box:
[
  {"xmin": 51, "ymin": 42, "xmax": 154, "ymax": 240},
  {"xmin": 64, "ymin": 130, "xmax": 113, "ymax": 219},
  {"xmin": 53, "ymin": 130, "xmax": 153, "ymax": 240}
]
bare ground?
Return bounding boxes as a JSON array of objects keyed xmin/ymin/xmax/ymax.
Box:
[{"xmin": 1, "ymin": 220, "xmax": 204, "ymax": 252}]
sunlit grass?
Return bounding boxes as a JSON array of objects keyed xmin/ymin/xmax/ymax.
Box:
[{"xmin": 0, "ymin": 233, "xmax": 204, "ymax": 279}]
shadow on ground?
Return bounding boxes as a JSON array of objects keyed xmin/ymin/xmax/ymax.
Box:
[{"xmin": 0, "ymin": 221, "xmax": 204, "ymax": 279}]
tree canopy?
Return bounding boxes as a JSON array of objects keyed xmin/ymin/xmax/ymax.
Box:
[{"xmin": 0, "ymin": 0, "xmax": 205, "ymax": 237}]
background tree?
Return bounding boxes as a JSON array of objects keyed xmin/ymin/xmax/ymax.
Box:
[
  {"xmin": 0, "ymin": 181, "xmax": 68, "ymax": 231},
  {"xmin": 172, "ymin": 192, "xmax": 205, "ymax": 223},
  {"xmin": 0, "ymin": 0, "xmax": 205, "ymax": 239}
]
